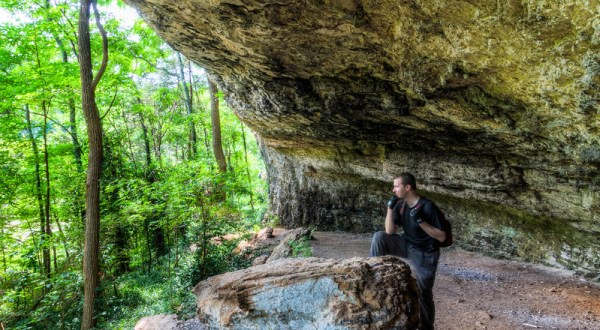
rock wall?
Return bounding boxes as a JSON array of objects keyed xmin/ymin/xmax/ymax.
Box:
[{"xmin": 125, "ymin": 0, "xmax": 600, "ymax": 278}]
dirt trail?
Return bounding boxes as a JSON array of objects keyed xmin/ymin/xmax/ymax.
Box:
[{"xmin": 311, "ymin": 231, "xmax": 600, "ymax": 330}]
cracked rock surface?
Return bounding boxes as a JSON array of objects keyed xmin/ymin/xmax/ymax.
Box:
[{"xmin": 193, "ymin": 256, "xmax": 419, "ymax": 329}]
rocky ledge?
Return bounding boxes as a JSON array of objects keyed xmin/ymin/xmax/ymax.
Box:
[{"xmin": 125, "ymin": 0, "xmax": 599, "ymax": 278}]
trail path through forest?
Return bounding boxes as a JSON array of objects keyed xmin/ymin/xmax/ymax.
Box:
[{"xmin": 311, "ymin": 231, "xmax": 600, "ymax": 330}]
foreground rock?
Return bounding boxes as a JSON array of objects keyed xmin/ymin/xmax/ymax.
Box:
[
  {"xmin": 193, "ymin": 256, "xmax": 419, "ymax": 329},
  {"xmin": 125, "ymin": 0, "xmax": 599, "ymax": 277}
]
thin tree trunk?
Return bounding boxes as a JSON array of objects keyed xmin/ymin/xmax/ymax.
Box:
[
  {"xmin": 0, "ymin": 225, "xmax": 6, "ymax": 273},
  {"xmin": 53, "ymin": 246, "xmax": 58, "ymax": 273},
  {"xmin": 53, "ymin": 214, "xmax": 70, "ymax": 261},
  {"xmin": 177, "ymin": 53, "xmax": 196, "ymax": 158},
  {"xmin": 23, "ymin": 210, "xmax": 41, "ymax": 272},
  {"xmin": 42, "ymin": 101, "xmax": 52, "ymax": 277},
  {"xmin": 203, "ymin": 127, "xmax": 210, "ymax": 154},
  {"xmin": 25, "ymin": 105, "xmax": 47, "ymax": 276},
  {"xmin": 69, "ymin": 98, "xmax": 83, "ymax": 172},
  {"xmin": 240, "ymin": 124, "xmax": 255, "ymax": 211},
  {"xmin": 33, "ymin": 22, "xmax": 52, "ymax": 279},
  {"xmin": 79, "ymin": 0, "xmax": 108, "ymax": 328},
  {"xmin": 208, "ymin": 79, "xmax": 227, "ymax": 173}
]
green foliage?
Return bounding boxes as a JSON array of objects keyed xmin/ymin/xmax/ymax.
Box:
[
  {"xmin": 0, "ymin": 1, "xmax": 269, "ymax": 329},
  {"xmin": 290, "ymin": 235, "xmax": 314, "ymax": 257}
]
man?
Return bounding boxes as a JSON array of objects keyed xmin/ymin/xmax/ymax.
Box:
[{"xmin": 369, "ymin": 172, "xmax": 447, "ymax": 330}]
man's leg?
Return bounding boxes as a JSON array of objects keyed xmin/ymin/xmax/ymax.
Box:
[
  {"xmin": 368, "ymin": 231, "xmax": 408, "ymax": 258},
  {"xmin": 409, "ymin": 248, "xmax": 440, "ymax": 330}
]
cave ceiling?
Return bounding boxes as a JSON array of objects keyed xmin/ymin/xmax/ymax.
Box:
[{"xmin": 125, "ymin": 0, "xmax": 600, "ymax": 276}]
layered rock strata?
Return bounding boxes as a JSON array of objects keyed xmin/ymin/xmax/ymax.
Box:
[
  {"xmin": 125, "ymin": 0, "xmax": 600, "ymax": 277},
  {"xmin": 192, "ymin": 256, "xmax": 420, "ymax": 329}
]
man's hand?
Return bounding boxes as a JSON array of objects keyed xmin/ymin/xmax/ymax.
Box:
[{"xmin": 386, "ymin": 195, "xmax": 399, "ymax": 209}]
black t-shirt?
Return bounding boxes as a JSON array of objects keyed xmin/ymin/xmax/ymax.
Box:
[{"xmin": 392, "ymin": 197, "xmax": 444, "ymax": 252}]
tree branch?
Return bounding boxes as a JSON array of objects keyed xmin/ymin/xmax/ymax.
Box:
[
  {"xmin": 91, "ymin": 0, "xmax": 108, "ymax": 91},
  {"xmin": 25, "ymin": 109, "xmax": 81, "ymax": 148},
  {"xmin": 100, "ymin": 86, "xmax": 119, "ymax": 121},
  {"xmin": 59, "ymin": 5, "xmax": 79, "ymax": 59},
  {"xmin": 129, "ymin": 49, "xmax": 178, "ymax": 78}
]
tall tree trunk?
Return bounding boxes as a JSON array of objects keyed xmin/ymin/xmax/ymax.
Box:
[
  {"xmin": 78, "ymin": 0, "xmax": 108, "ymax": 328},
  {"xmin": 42, "ymin": 101, "xmax": 52, "ymax": 277},
  {"xmin": 25, "ymin": 105, "xmax": 47, "ymax": 276},
  {"xmin": 208, "ymin": 79, "xmax": 227, "ymax": 173},
  {"xmin": 177, "ymin": 53, "xmax": 197, "ymax": 158}
]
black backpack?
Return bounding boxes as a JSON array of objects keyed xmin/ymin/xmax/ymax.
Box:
[{"xmin": 399, "ymin": 198, "xmax": 453, "ymax": 247}]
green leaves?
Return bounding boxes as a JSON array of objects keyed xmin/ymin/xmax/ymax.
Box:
[{"xmin": 1, "ymin": 1, "xmax": 268, "ymax": 328}]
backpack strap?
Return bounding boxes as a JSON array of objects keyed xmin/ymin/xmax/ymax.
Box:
[{"xmin": 399, "ymin": 198, "xmax": 426, "ymax": 222}]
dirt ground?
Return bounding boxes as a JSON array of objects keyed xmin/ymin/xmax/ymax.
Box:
[{"xmin": 310, "ymin": 231, "xmax": 600, "ymax": 330}]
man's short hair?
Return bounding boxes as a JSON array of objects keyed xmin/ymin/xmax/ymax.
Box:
[{"xmin": 398, "ymin": 172, "xmax": 417, "ymax": 190}]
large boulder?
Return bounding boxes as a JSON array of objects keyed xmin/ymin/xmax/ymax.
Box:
[
  {"xmin": 192, "ymin": 256, "xmax": 420, "ymax": 329},
  {"xmin": 125, "ymin": 0, "xmax": 600, "ymax": 277}
]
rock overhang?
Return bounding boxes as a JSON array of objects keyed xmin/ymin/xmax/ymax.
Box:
[{"xmin": 125, "ymin": 0, "xmax": 600, "ymax": 278}]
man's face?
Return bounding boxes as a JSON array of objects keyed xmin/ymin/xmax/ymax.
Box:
[{"xmin": 392, "ymin": 178, "xmax": 408, "ymax": 198}]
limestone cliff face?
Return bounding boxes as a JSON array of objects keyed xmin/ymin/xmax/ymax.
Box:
[{"xmin": 125, "ymin": 0, "xmax": 600, "ymax": 277}]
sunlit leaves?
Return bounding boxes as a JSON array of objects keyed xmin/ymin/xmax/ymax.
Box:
[{"xmin": 0, "ymin": 1, "xmax": 268, "ymax": 328}]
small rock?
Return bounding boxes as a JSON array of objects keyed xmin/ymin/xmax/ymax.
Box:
[
  {"xmin": 135, "ymin": 314, "xmax": 179, "ymax": 330},
  {"xmin": 475, "ymin": 310, "xmax": 492, "ymax": 320},
  {"xmin": 266, "ymin": 227, "xmax": 311, "ymax": 263},
  {"xmin": 256, "ymin": 227, "xmax": 274, "ymax": 239}
]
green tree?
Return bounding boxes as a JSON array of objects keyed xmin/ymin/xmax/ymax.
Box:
[
  {"xmin": 78, "ymin": 0, "xmax": 108, "ymax": 327},
  {"xmin": 208, "ymin": 78, "xmax": 227, "ymax": 174},
  {"xmin": 0, "ymin": 2, "xmax": 268, "ymax": 328}
]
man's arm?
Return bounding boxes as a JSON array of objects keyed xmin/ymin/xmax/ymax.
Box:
[
  {"xmin": 417, "ymin": 221, "xmax": 446, "ymax": 242},
  {"xmin": 416, "ymin": 201, "xmax": 447, "ymax": 242},
  {"xmin": 385, "ymin": 207, "xmax": 398, "ymax": 234}
]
